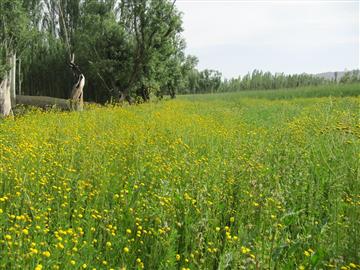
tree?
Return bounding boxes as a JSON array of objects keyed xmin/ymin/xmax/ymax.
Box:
[
  {"xmin": 74, "ymin": 0, "xmax": 133, "ymax": 102},
  {"xmin": 0, "ymin": 0, "xmax": 28, "ymax": 78},
  {"xmin": 118, "ymin": 0, "xmax": 183, "ymax": 102},
  {"xmin": 340, "ymin": 70, "xmax": 360, "ymax": 84},
  {"xmin": 0, "ymin": 0, "xmax": 30, "ymax": 116}
]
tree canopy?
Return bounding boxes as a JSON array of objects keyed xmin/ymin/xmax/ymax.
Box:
[{"xmin": 1, "ymin": 0, "xmax": 196, "ymax": 103}]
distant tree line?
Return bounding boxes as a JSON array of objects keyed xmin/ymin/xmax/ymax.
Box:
[
  {"xmin": 178, "ymin": 68, "xmax": 360, "ymax": 95},
  {"xmin": 177, "ymin": 68, "xmax": 222, "ymax": 95},
  {"xmin": 178, "ymin": 69, "xmax": 360, "ymax": 95},
  {"xmin": 338, "ymin": 70, "xmax": 360, "ymax": 84},
  {"xmin": 220, "ymin": 70, "xmax": 329, "ymax": 93}
]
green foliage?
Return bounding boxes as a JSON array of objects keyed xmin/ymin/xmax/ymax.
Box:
[
  {"xmin": 74, "ymin": 0, "xmax": 133, "ymax": 102},
  {"xmin": 232, "ymin": 70, "xmax": 330, "ymax": 91},
  {"xmin": 178, "ymin": 68, "xmax": 222, "ymax": 95},
  {"xmin": 0, "ymin": 0, "xmax": 29, "ymax": 79},
  {"xmin": 13, "ymin": 0, "xmax": 192, "ymax": 103},
  {"xmin": 177, "ymin": 68, "xmax": 333, "ymax": 96},
  {"xmin": 118, "ymin": 0, "xmax": 187, "ymax": 101},
  {"xmin": 340, "ymin": 70, "xmax": 360, "ymax": 84},
  {"xmin": 0, "ymin": 47, "xmax": 7, "ymax": 80},
  {"xmin": 0, "ymin": 0, "xmax": 28, "ymax": 50},
  {"xmin": 21, "ymin": 35, "xmax": 71, "ymax": 98}
]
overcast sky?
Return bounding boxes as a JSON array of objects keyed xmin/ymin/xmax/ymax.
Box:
[{"xmin": 175, "ymin": 0, "xmax": 359, "ymax": 78}]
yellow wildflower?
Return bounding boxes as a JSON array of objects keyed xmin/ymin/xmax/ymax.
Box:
[{"xmin": 42, "ymin": 251, "xmax": 51, "ymax": 257}]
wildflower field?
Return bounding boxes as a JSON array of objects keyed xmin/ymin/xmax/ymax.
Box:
[{"xmin": 0, "ymin": 85, "xmax": 359, "ymax": 270}]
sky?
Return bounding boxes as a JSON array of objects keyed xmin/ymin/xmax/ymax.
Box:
[{"xmin": 175, "ymin": 0, "xmax": 360, "ymax": 79}]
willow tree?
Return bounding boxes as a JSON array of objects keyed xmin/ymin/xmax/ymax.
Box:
[
  {"xmin": 74, "ymin": 0, "xmax": 186, "ymax": 103},
  {"xmin": 119, "ymin": 0, "xmax": 184, "ymax": 102}
]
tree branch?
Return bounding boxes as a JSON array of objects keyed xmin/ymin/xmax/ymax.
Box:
[{"xmin": 57, "ymin": 0, "xmax": 72, "ymax": 61}]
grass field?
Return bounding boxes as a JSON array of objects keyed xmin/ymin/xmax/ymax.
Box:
[
  {"xmin": 181, "ymin": 83, "xmax": 360, "ymax": 101},
  {"xmin": 0, "ymin": 85, "xmax": 359, "ymax": 269}
]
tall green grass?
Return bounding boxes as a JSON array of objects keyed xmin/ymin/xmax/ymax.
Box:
[{"xmin": 180, "ymin": 83, "xmax": 360, "ymax": 101}]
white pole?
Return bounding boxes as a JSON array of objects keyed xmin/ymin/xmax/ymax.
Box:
[
  {"xmin": 18, "ymin": 57, "xmax": 22, "ymax": 95},
  {"xmin": 10, "ymin": 53, "xmax": 16, "ymax": 107}
]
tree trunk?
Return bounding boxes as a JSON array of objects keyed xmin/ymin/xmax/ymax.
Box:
[
  {"xmin": 119, "ymin": 88, "xmax": 133, "ymax": 104},
  {"xmin": 0, "ymin": 75, "xmax": 12, "ymax": 117},
  {"xmin": 69, "ymin": 54, "xmax": 85, "ymax": 111},
  {"xmin": 169, "ymin": 86, "xmax": 176, "ymax": 99},
  {"xmin": 16, "ymin": 95, "xmax": 71, "ymax": 110},
  {"xmin": 0, "ymin": 54, "xmax": 14, "ymax": 117},
  {"xmin": 137, "ymin": 85, "xmax": 150, "ymax": 102}
]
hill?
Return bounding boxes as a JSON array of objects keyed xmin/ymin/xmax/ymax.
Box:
[{"xmin": 315, "ymin": 70, "xmax": 351, "ymax": 81}]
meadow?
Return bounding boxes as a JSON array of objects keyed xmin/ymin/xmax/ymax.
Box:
[
  {"xmin": 183, "ymin": 83, "xmax": 360, "ymax": 101},
  {"xmin": 0, "ymin": 85, "xmax": 359, "ymax": 270}
]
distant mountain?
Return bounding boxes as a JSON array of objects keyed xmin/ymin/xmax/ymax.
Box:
[{"xmin": 315, "ymin": 70, "xmax": 352, "ymax": 81}]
